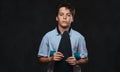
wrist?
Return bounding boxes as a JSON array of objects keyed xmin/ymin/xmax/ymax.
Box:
[
  {"xmin": 76, "ymin": 60, "xmax": 79, "ymax": 65},
  {"xmin": 48, "ymin": 57, "xmax": 53, "ymax": 62}
]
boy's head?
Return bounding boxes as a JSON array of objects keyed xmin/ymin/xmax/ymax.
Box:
[
  {"xmin": 56, "ymin": 3, "xmax": 75, "ymax": 17},
  {"xmin": 56, "ymin": 3, "xmax": 75, "ymax": 29}
]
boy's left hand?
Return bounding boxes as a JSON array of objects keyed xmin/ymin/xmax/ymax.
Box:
[{"xmin": 66, "ymin": 56, "xmax": 78, "ymax": 65}]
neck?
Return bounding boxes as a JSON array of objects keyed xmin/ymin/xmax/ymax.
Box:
[{"xmin": 58, "ymin": 25, "xmax": 70, "ymax": 34}]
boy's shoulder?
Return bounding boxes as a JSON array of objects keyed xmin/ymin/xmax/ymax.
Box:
[
  {"xmin": 46, "ymin": 28, "xmax": 56, "ymax": 35},
  {"xmin": 43, "ymin": 28, "xmax": 56, "ymax": 37},
  {"xmin": 71, "ymin": 29, "xmax": 84, "ymax": 38}
]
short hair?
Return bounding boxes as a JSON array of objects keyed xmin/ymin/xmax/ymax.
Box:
[{"xmin": 56, "ymin": 3, "xmax": 75, "ymax": 17}]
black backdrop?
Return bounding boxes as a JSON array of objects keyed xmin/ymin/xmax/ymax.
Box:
[{"xmin": 1, "ymin": 0, "xmax": 120, "ymax": 72}]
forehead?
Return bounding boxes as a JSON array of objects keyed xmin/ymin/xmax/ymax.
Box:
[{"xmin": 59, "ymin": 7, "xmax": 71, "ymax": 13}]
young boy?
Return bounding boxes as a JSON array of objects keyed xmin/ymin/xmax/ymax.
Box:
[{"xmin": 38, "ymin": 3, "xmax": 88, "ymax": 72}]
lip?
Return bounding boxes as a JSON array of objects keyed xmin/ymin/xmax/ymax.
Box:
[{"xmin": 62, "ymin": 21, "xmax": 67, "ymax": 23}]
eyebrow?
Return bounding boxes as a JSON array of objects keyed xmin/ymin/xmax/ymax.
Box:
[{"xmin": 59, "ymin": 12, "xmax": 72, "ymax": 14}]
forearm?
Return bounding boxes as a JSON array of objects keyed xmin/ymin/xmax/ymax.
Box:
[
  {"xmin": 38, "ymin": 57, "xmax": 53, "ymax": 63},
  {"xmin": 38, "ymin": 52, "xmax": 64, "ymax": 63},
  {"xmin": 76, "ymin": 58, "xmax": 88, "ymax": 65}
]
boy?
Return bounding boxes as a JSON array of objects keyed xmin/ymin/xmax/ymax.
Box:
[{"xmin": 38, "ymin": 3, "xmax": 88, "ymax": 72}]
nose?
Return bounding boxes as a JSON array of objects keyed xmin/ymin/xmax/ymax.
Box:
[{"xmin": 63, "ymin": 15, "xmax": 67, "ymax": 19}]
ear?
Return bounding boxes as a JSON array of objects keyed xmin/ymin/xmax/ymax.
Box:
[{"xmin": 56, "ymin": 16, "xmax": 58, "ymax": 21}]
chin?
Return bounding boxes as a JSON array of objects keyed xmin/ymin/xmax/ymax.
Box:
[
  {"xmin": 62, "ymin": 23, "xmax": 68, "ymax": 26},
  {"xmin": 61, "ymin": 25, "xmax": 70, "ymax": 28},
  {"xmin": 59, "ymin": 23, "xmax": 70, "ymax": 28}
]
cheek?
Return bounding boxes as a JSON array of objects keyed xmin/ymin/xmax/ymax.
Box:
[
  {"xmin": 57, "ymin": 17, "xmax": 62, "ymax": 21},
  {"xmin": 68, "ymin": 18, "xmax": 73, "ymax": 22},
  {"xmin": 70, "ymin": 17, "xmax": 73, "ymax": 22}
]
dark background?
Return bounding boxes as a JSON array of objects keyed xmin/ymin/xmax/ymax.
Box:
[{"xmin": 1, "ymin": 0, "xmax": 120, "ymax": 72}]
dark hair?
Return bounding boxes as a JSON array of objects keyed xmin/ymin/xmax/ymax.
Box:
[{"xmin": 56, "ymin": 3, "xmax": 75, "ymax": 17}]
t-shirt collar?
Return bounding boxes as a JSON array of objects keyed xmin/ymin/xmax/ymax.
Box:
[{"xmin": 56, "ymin": 26, "xmax": 72, "ymax": 35}]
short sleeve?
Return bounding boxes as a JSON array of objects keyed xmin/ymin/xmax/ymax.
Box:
[
  {"xmin": 37, "ymin": 34, "xmax": 49, "ymax": 57},
  {"xmin": 77, "ymin": 37, "xmax": 88, "ymax": 58}
]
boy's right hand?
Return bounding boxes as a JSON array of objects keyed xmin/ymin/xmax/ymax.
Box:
[{"xmin": 52, "ymin": 52, "xmax": 64, "ymax": 61}]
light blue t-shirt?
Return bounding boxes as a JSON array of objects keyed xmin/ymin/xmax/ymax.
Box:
[{"xmin": 38, "ymin": 28, "xmax": 88, "ymax": 72}]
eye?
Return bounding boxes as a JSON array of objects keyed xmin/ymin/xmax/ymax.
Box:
[
  {"xmin": 59, "ymin": 13, "xmax": 64, "ymax": 16},
  {"xmin": 67, "ymin": 14, "xmax": 71, "ymax": 17}
]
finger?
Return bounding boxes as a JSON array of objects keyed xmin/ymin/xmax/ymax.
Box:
[
  {"xmin": 56, "ymin": 52, "xmax": 62, "ymax": 55},
  {"xmin": 54, "ymin": 58, "xmax": 61, "ymax": 61},
  {"xmin": 55, "ymin": 56, "xmax": 63, "ymax": 59},
  {"xmin": 54, "ymin": 52, "xmax": 63, "ymax": 57},
  {"xmin": 70, "ymin": 63, "xmax": 76, "ymax": 65},
  {"xmin": 66, "ymin": 61, "xmax": 76, "ymax": 65},
  {"xmin": 66, "ymin": 57, "xmax": 75, "ymax": 61},
  {"xmin": 68, "ymin": 56, "xmax": 75, "ymax": 59},
  {"xmin": 66, "ymin": 59, "xmax": 72, "ymax": 62},
  {"xmin": 56, "ymin": 52, "xmax": 64, "ymax": 57},
  {"xmin": 54, "ymin": 57, "xmax": 63, "ymax": 61},
  {"xmin": 56, "ymin": 54, "xmax": 64, "ymax": 58},
  {"xmin": 66, "ymin": 61, "xmax": 74, "ymax": 65}
]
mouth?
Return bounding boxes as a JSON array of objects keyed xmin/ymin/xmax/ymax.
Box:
[{"xmin": 62, "ymin": 21, "xmax": 67, "ymax": 23}]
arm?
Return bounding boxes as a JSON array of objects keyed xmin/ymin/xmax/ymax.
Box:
[
  {"xmin": 66, "ymin": 56, "xmax": 88, "ymax": 66},
  {"xmin": 76, "ymin": 57, "xmax": 88, "ymax": 65},
  {"xmin": 38, "ymin": 34, "xmax": 51, "ymax": 63},
  {"xmin": 38, "ymin": 52, "xmax": 64, "ymax": 63},
  {"xmin": 66, "ymin": 35, "xmax": 88, "ymax": 66},
  {"xmin": 77, "ymin": 36, "xmax": 88, "ymax": 65},
  {"xmin": 38, "ymin": 57, "xmax": 53, "ymax": 63}
]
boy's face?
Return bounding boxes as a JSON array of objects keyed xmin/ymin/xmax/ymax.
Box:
[{"xmin": 56, "ymin": 7, "xmax": 73, "ymax": 28}]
